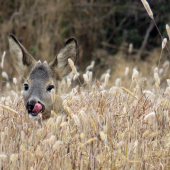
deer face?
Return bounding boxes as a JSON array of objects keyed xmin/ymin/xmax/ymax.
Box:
[{"xmin": 8, "ymin": 34, "xmax": 78, "ymax": 119}]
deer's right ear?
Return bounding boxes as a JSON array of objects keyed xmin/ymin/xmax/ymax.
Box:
[{"xmin": 8, "ymin": 34, "xmax": 36, "ymax": 78}]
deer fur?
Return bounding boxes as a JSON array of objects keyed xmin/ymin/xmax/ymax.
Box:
[{"xmin": 8, "ymin": 34, "xmax": 78, "ymax": 119}]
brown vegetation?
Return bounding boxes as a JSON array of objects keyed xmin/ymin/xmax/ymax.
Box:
[
  {"xmin": 0, "ymin": 65, "xmax": 170, "ymax": 169},
  {"xmin": 1, "ymin": 0, "xmax": 170, "ymax": 169}
]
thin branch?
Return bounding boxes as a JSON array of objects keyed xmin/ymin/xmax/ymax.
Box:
[
  {"xmin": 101, "ymin": 42, "xmax": 150, "ymax": 55},
  {"xmin": 137, "ymin": 20, "xmax": 154, "ymax": 59}
]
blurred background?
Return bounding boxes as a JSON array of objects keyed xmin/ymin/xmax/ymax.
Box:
[{"xmin": 0, "ymin": 0, "xmax": 170, "ymax": 90}]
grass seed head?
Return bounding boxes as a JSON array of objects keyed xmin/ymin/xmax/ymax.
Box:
[
  {"xmin": 73, "ymin": 73, "xmax": 80, "ymax": 81},
  {"xmin": 154, "ymin": 67, "xmax": 158, "ymax": 73},
  {"xmin": 132, "ymin": 70, "xmax": 139, "ymax": 81},
  {"xmin": 80, "ymin": 133, "xmax": 84, "ymax": 139},
  {"xmin": 10, "ymin": 153, "xmax": 18, "ymax": 163},
  {"xmin": 159, "ymin": 68, "xmax": 164, "ymax": 75},
  {"xmin": 144, "ymin": 112, "xmax": 156, "ymax": 121},
  {"xmin": 53, "ymin": 140, "xmax": 63, "ymax": 151},
  {"xmin": 128, "ymin": 43, "xmax": 133, "ymax": 54},
  {"xmin": 4, "ymin": 127, "xmax": 8, "ymax": 136},
  {"xmin": 2, "ymin": 71, "xmax": 8, "ymax": 80},
  {"xmin": 73, "ymin": 114, "xmax": 80, "ymax": 126},
  {"xmin": 115, "ymin": 78, "xmax": 121, "ymax": 87},
  {"xmin": 51, "ymin": 89, "xmax": 55, "ymax": 103},
  {"xmin": 60, "ymin": 122, "xmax": 67, "ymax": 127},
  {"xmin": 1, "ymin": 51, "xmax": 6, "ymax": 68},
  {"xmin": 167, "ymin": 79, "xmax": 170, "ymax": 87},
  {"xmin": 48, "ymin": 135, "xmax": 56, "ymax": 145},
  {"xmin": 83, "ymin": 74, "xmax": 89, "ymax": 84},
  {"xmin": 85, "ymin": 137, "xmax": 98, "ymax": 145},
  {"xmin": 104, "ymin": 73, "xmax": 110, "ymax": 87},
  {"xmin": 154, "ymin": 72, "xmax": 160, "ymax": 84},
  {"xmin": 162, "ymin": 38, "xmax": 167, "ymax": 49},
  {"xmin": 141, "ymin": 0, "xmax": 154, "ymax": 19},
  {"xmin": 1, "ymin": 132, "xmax": 4, "ymax": 142},
  {"xmin": 56, "ymin": 116, "xmax": 62, "ymax": 125},
  {"xmin": 6, "ymin": 82, "xmax": 11, "ymax": 89},
  {"xmin": 142, "ymin": 130, "xmax": 150, "ymax": 138},
  {"xmin": 0, "ymin": 154, "xmax": 7, "ymax": 160},
  {"xmin": 88, "ymin": 71, "xmax": 93, "ymax": 81},
  {"xmin": 86, "ymin": 61, "xmax": 95, "ymax": 71},
  {"xmin": 35, "ymin": 145, "xmax": 43, "ymax": 157},
  {"xmin": 99, "ymin": 131, "xmax": 106, "ymax": 141},
  {"xmin": 125, "ymin": 67, "xmax": 129, "ymax": 76},
  {"xmin": 67, "ymin": 77, "xmax": 71, "ymax": 87},
  {"xmin": 166, "ymin": 24, "xmax": 170, "ymax": 40},
  {"xmin": 166, "ymin": 87, "xmax": 170, "ymax": 95},
  {"xmin": 68, "ymin": 58, "xmax": 77, "ymax": 74},
  {"xmin": 116, "ymin": 141, "xmax": 124, "ymax": 148},
  {"xmin": 163, "ymin": 61, "xmax": 169, "ymax": 68},
  {"xmin": 13, "ymin": 77, "xmax": 17, "ymax": 85}
]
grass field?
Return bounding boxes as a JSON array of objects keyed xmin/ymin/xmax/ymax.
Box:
[
  {"xmin": 1, "ymin": 0, "xmax": 170, "ymax": 169},
  {"xmin": 0, "ymin": 62, "xmax": 170, "ymax": 169}
]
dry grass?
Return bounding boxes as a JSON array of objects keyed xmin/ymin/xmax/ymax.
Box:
[
  {"xmin": 1, "ymin": 1, "xmax": 170, "ymax": 169},
  {"xmin": 0, "ymin": 63, "xmax": 170, "ymax": 169}
]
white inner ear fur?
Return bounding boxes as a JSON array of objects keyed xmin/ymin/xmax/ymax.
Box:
[
  {"xmin": 58, "ymin": 43, "xmax": 76, "ymax": 67},
  {"xmin": 9, "ymin": 37, "xmax": 23, "ymax": 61},
  {"xmin": 9, "ymin": 37, "xmax": 29, "ymax": 76}
]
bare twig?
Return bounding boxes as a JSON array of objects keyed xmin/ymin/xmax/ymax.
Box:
[
  {"xmin": 137, "ymin": 20, "xmax": 154, "ymax": 59},
  {"xmin": 101, "ymin": 41, "xmax": 150, "ymax": 55}
]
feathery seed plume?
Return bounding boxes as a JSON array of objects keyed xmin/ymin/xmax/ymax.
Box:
[
  {"xmin": 73, "ymin": 73, "xmax": 80, "ymax": 81},
  {"xmin": 1, "ymin": 51, "xmax": 6, "ymax": 68},
  {"xmin": 132, "ymin": 70, "xmax": 139, "ymax": 81},
  {"xmin": 88, "ymin": 71, "xmax": 93, "ymax": 81},
  {"xmin": 154, "ymin": 72, "xmax": 160, "ymax": 84},
  {"xmin": 51, "ymin": 89, "xmax": 55, "ymax": 103},
  {"xmin": 68, "ymin": 58, "xmax": 77, "ymax": 74},
  {"xmin": 162, "ymin": 38, "xmax": 167, "ymax": 49},
  {"xmin": 104, "ymin": 73, "xmax": 110, "ymax": 87},
  {"xmin": 154, "ymin": 67, "xmax": 158, "ymax": 73},
  {"xmin": 73, "ymin": 114, "xmax": 80, "ymax": 126},
  {"xmin": 86, "ymin": 61, "xmax": 95, "ymax": 71},
  {"xmin": 167, "ymin": 79, "xmax": 170, "ymax": 87},
  {"xmin": 125, "ymin": 67, "xmax": 129, "ymax": 76},
  {"xmin": 83, "ymin": 74, "xmax": 89, "ymax": 83},
  {"xmin": 6, "ymin": 82, "xmax": 10, "ymax": 89},
  {"xmin": 2, "ymin": 71, "xmax": 8, "ymax": 80},
  {"xmin": 141, "ymin": 0, "xmax": 154, "ymax": 19},
  {"xmin": 67, "ymin": 77, "xmax": 71, "ymax": 87},
  {"xmin": 13, "ymin": 77, "xmax": 17, "ymax": 85},
  {"xmin": 166, "ymin": 24, "xmax": 170, "ymax": 40},
  {"xmin": 128, "ymin": 43, "xmax": 133, "ymax": 54},
  {"xmin": 115, "ymin": 78, "xmax": 121, "ymax": 87}
]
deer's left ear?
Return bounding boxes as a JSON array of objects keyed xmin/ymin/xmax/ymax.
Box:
[{"xmin": 49, "ymin": 38, "xmax": 78, "ymax": 79}]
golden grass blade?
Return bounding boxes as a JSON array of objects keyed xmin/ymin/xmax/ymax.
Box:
[
  {"xmin": 121, "ymin": 87, "xmax": 137, "ymax": 99},
  {"xmin": 0, "ymin": 104, "xmax": 18, "ymax": 114}
]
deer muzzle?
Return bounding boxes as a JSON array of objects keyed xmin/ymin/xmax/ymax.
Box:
[{"xmin": 26, "ymin": 101, "xmax": 45, "ymax": 116}]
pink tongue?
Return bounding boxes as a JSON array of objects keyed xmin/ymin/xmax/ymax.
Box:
[{"xmin": 32, "ymin": 103, "xmax": 42, "ymax": 114}]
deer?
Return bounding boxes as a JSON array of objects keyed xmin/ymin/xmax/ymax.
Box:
[{"xmin": 8, "ymin": 34, "xmax": 78, "ymax": 119}]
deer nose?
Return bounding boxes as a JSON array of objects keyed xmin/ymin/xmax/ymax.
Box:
[
  {"xmin": 26, "ymin": 99, "xmax": 45, "ymax": 116},
  {"xmin": 26, "ymin": 100, "xmax": 37, "ymax": 112}
]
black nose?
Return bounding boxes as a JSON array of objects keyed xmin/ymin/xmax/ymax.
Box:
[{"xmin": 26, "ymin": 101, "xmax": 36, "ymax": 113}]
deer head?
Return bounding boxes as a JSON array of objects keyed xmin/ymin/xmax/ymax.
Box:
[{"xmin": 8, "ymin": 34, "xmax": 78, "ymax": 119}]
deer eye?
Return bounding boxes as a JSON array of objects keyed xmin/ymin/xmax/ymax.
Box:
[
  {"xmin": 23, "ymin": 83, "xmax": 29, "ymax": 91},
  {"xmin": 47, "ymin": 85, "xmax": 54, "ymax": 92}
]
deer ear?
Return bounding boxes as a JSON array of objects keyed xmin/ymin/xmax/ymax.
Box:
[
  {"xmin": 8, "ymin": 34, "xmax": 37, "ymax": 78},
  {"xmin": 49, "ymin": 38, "xmax": 78, "ymax": 79}
]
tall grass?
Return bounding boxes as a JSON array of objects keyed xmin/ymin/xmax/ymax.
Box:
[
  {"xmin": 0, "ymin": 0, "xmax": 170, "ymax": 169},
  {"xmin": 0, "ymin": 61, "xmax": 170, "ymax": 169}
]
